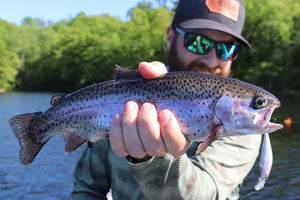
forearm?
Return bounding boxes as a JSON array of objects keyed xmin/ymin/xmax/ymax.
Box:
[
  {"xmin": 128, "ymin": 153, "xmax": 217, "ymax": 200},
  {"xmin": 128, "ymin": 136, "xmax": 261, "ymax": 200}
]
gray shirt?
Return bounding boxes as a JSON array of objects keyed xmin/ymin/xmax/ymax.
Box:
[{"xmin": 71, "ymin": 134, "xmax": 261, "ymax": 200}]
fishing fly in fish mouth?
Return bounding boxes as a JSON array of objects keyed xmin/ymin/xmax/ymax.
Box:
[{"xmin": 241, "ymin": 130, "xmax": 273, "ymax": 200}]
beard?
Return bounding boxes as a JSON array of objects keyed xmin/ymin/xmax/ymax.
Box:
[{"xmin": 167, "ymin": 37, "xmax": 184, "ymax": 72}]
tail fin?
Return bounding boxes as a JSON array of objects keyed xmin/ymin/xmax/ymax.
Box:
[{"xmin": 8, "ymin": 112, "xmax": 44, "ymax": 165}]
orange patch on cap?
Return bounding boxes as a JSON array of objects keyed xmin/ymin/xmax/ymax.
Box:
[{"xmin": 206, "ymin": 0, "xmax": 240, "ymax": 22}]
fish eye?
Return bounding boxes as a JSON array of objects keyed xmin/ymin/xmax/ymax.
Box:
[{"xmin": 251, "ymin": 96, "xmax": 267, "ymax": 109}]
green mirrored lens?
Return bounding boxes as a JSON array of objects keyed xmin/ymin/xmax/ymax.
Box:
[
  {"xmin": 179, "ymin": 27, "xmax": 241, "ymax": 61},
  {"xmin": 185, "ymin": 34, "xmax": 214, "ymax": 54},
  {"xmin": 216, "ymin": 43, "xmax": 240, "ymax": 60}
]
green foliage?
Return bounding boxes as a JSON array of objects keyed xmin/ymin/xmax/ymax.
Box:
[
  {"xmin": 0, "ymin": 21, "xmax": 22, "ymax": 91},
  {"xmin": 0, "ymin": 45, "xmax": 21, "ymax": 90},
  {"xmin": 0, "ymin": 0, "xmax": 299, "ymax": 95},
  {"xmin": 234, "ymin": 0, "xmax": 300, "ymax": 94},
  {"xmin": 7, "ymin": 2, "xmax": 171, "ymax": 92}
]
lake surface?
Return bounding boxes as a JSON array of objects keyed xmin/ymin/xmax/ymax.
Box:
[
  {"xmin": 0, "ymin": 92, "xmax": 299, "ymax": 200},
  {"xmin": 240, "ymin": 97, "xmax": 300, "ymax": 200},
  {"xmin": 0, "ymin": 92, "xmax": 86, "ymax": 200}
]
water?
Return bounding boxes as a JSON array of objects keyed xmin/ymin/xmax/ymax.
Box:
[
  {"xmin": 0, "ymin": 93, "xmax": 299, "ymax": 199},
  {"xmin": 240, "ymin": 98, "xmax": 300, "ymax": 200},
  {"xmin": 0, "ymin": 93, "xmax": 85, "ymax": 200}
]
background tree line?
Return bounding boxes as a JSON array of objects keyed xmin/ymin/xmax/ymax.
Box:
[{"xmin": 0, "ymin": 0, "xmax": 299, "ymax": 96}]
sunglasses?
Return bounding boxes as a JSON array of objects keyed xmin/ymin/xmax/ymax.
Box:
[{"xmin": 175, "ymin": 27, "xmax": 241, "ymax": 61}]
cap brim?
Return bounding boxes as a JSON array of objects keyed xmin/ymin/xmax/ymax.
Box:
[{"xmin": 179, "ymin": 19, "xmax": 251, "ymax": 48}]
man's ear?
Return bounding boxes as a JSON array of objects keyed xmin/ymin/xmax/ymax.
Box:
[{"xmin": 166, "ymin": 25, "xmax": 174, "ymax": 50}]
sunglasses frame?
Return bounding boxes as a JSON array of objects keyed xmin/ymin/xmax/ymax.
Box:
[{"xmin": 175, "ymin": 27, "xmax": 241, "ymax": 61}]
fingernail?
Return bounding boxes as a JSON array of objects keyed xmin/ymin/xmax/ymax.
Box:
[
  {"xmin": 124, "ymin": 101, "xmax": 136, "ymax": 113},
  {"xmin": 159, "ymin": 111, "xmax": 170, "ymax": 126},
  {"xmin": 113, "ymin": 114, "xmax": 121, "ymax": 125},
  {"xmin": 140, "ymin": 102, "xmax": 152, "ymax": 112}
]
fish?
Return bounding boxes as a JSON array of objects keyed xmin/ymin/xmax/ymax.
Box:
[
  {"xmin": 240, "ymin": 132, "xmax": 273, "ymax": 200},
  {"xmin": 254, "ymin": 132, "xmax": 273, "ymax": 190},
  {"xmin": 8, "ymin": 66, "xmax": 284, "ymax": 165}
]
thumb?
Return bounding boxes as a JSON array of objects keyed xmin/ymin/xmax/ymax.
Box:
[{"xmin": 138, "ymin": 61, "xmax": 168, "ymax": 79}]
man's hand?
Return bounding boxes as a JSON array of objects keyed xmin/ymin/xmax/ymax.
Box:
[{"xmin": 109, "ymin": 61, "xmax": 190, "ymax": 159}]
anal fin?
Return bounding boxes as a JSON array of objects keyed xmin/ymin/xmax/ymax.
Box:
[
  {"xmin": 64, "ymin": 132, "xmax": 86, "ymax": 154},
  {"xmin": 195, "ymin": 126, "xmax": 222, "ymax": 154}
]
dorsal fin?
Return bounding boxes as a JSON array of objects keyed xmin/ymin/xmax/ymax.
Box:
[
  {"xmin": 114, "ymin": 64, "xmax": 142, "ymax": 80},
  {"xmin": 50, "ymin": 95, "xmax": 65, "ymax": 105}
]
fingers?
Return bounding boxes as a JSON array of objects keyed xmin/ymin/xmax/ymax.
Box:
[
  {"xmin": 110, "ymin": 103, "xmax": 190, "ymax": 159},
  {"xmin": 122, "ymin": 101, "xmax": 146, "ymax": 158},
  {"xmin": 110, "ymin": 101, "xmax": 166, "ymax": 158},
  {"xmin": 159, "ymin": 110, "xmax": 191, "ymax": 158},
  {"xmin": 109, "ymin": 114, "xmax": 128, "ymax": 157},
  {"xmin": 138, "ymin": 61, "xmax": 168, "ymax": 79},
  {"xmin": 110, "ymin": 101, "xmax": 146, "ymax": 158},
  {"xmin": 138, "ymin": 103, "xmax": 166, "ymax": 156}
]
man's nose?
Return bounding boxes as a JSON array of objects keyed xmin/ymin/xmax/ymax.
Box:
[{"xmin": 201, "ymin": 48, "xmax": 219, "ymax": 68}]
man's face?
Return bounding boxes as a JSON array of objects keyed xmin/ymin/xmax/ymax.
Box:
[{"xmin": 167, "ymin": 27, "xmax": 237, "ymax": 77}]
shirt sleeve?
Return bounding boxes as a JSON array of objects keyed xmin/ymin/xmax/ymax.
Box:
[
  {"xmin": 71, "ymin": 141, "xmax": 111, "ymax": 200},
  {"xmin": 128, "ymin": 134, "xmax": 261, "ymax": 200}
]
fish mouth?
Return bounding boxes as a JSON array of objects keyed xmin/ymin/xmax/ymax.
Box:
[
  {"xmin": 262, "ymin": 104, "xmax": 283, "ymax": 133},
  {"xmin": 265, "ymin": 122, "xmax": 284, "ymax": 133}
]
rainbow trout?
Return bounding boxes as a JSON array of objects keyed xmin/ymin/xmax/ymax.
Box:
[{"xmin": 9, "ymin": 66, "xmax": 283, "ymax": 165}]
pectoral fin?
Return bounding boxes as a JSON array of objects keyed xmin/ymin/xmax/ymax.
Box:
[{"xmin": 195, "ymin": 125, "xmax": 223, "ymax": 154}]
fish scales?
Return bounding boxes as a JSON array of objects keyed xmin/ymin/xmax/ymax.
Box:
[
  {"xmin": 8, "ymin": 67, "xmax": 283, "ymax": 165},
  {"xmin": 36, "ymin": 73, "xmax": 221, "ymax": 139}
]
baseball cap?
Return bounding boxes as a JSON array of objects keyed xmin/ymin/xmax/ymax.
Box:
[{"xmin": 172, "ymin": 0, "xmax": 251, "ymax": 48}]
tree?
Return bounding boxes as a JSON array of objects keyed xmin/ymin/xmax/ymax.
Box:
[
  {"xmin": 1, "ymin": 0, "xmax": 299, "ymax": 95},
  {"xmin": 0, "ymin": 41, "xmax": 21, "ymax": 90},
  {"xmin": 234, "ymin": 0, "xmax": 300, "ymax": 94}
]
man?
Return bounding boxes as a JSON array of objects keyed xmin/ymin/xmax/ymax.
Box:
[{"xmin": 71, "ymin": 0, "xmax": 261, "ymax": 199}]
